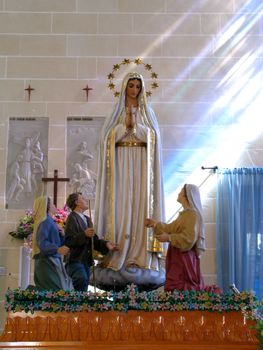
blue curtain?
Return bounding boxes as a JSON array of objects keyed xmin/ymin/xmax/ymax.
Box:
[{"xmin": 216, "ymin": 167, "xmax": 263, "ymax": 299}]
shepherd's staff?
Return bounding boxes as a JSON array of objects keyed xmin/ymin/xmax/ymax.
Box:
[{"xmin": 88, "ymin": 199, "xmax": 97, "ymax": 294}]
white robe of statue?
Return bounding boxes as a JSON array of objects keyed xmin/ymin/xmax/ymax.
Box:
[{"xmin": 94, "ymin": 72, "xmax": 166, "ymax": 289}]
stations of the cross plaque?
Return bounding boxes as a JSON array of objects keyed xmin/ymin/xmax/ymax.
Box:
[{"xmin": 42, "ymin": 169, "xmax": 70, "ymax": 207}]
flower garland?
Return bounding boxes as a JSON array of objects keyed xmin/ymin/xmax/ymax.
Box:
[
  {"xmin": 5, "ymin": 284, "xmax": 258, "ymax": 314},
  {"xmin": 107, "ymin": 58, "xmax": 158, "ymax": 98}
]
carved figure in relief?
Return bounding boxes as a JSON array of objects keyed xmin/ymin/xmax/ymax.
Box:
[
  {"xmin": 8, "ymin": 133, "xmax": 45, "ymax": 200},
  {"xmin": 6, "ymin": 154, "xmax": 25, "ymax": 202},
  {"xmin": 69, "ymin": 141, "xmax": 97, "ymax": 199}
]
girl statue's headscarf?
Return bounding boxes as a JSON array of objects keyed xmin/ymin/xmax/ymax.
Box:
[
  {"xmin": 32, "ymin": 196, "xmax": 48, "ymax": 256},
  {"xmin": 185, "ymin": 184, "xmax": 206, "ymax": 257}
]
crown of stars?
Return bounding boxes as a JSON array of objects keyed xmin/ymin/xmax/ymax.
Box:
[{"xmin": 107, "ymin": 58, "xmax": 159, "ymax": 98}]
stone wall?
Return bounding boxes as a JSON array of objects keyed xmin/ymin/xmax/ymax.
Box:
[{"xmin": 0, "ymin": 0, "xmax": 262, "ymax": 332}]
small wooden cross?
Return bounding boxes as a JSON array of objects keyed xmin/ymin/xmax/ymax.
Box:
[
  {"xmin": 42, "ymin": 169, "xmax": 70, "ymax": 207},
  {"xmin": 82, "ymin": 84, "xmax": 93, "ymax": 101},
  {"xmin": 24, "ymin": 84, "xmax": 35, "ymax": 101}
]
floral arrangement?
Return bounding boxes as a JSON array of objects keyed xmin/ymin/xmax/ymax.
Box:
[
  {"xmin": 8, "ymin": 206, "xmax": 70, "ymax": 241},
  {"xmin": 9, "ymin": 206, "xmax": 70, "ymax": 255},
  {"xmin": 9, "ymin": 210, "xmax": 34, "ymax": 240},
  {"xmin": 52, "ymin": 206, "xmax": 70, "ymax": 230},
  {"xmin": 5, "ymin": 284, "xmax": 258, "ymax": 314}
]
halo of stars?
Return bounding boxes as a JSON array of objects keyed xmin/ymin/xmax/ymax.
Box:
[{"xmin": 107, "ymin": 58, "xmax": 159, "ymax": 98}]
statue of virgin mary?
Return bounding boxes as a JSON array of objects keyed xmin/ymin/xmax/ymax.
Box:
[{"xmin": 94, "ymin": 72, "xmax": 165, "ymax": 290}]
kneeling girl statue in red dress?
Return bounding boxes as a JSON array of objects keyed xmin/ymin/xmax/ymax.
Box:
[{"xmin": 145, "ymin": 184, "xmax": 206, "ymax": 291}]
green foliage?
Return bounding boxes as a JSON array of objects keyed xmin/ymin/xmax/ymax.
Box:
[
  {"xmin": 256, "ymin": 319, "xmax": 263, "ymax": 350},
  {"xmin": 254, "ymin": 305, "xmax": 263, "ymax": 350}
]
